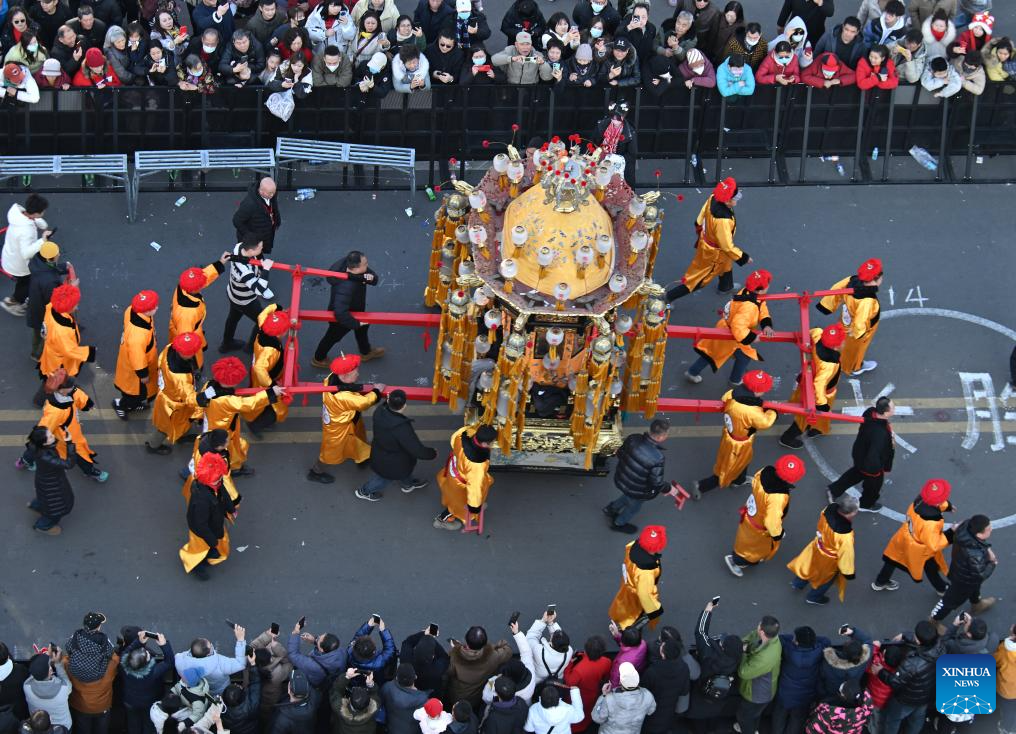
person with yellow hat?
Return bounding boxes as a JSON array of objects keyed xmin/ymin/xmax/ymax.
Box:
[
  {"xmin": 816, "ymin": 258, "xmax": 883, "ymax": 376},
  {"xmin": 666, "ymin": 178, "xmax": 751, "ymax": 301},
  {"xmin": 26, "ymin": 238, "xmax": 74, "ymax": 363},
  {"xmin": 307, "ymin": 354, "xmax": 384, "ymax": 484},
  {"xmin": 778, "ymin": 323, "xmax": 846, "ymax": 450},
  {"xmin": 146, "ymin": 332, "xmax": 205, "ymax": 455},
  {"xmin": 113, "ymin": 290, "xmax": 160, "ymax": 420},
  {"xmin": 692, "ymin": 368, "xmax": 778, "ymax": 499},
  {"xmin": 872, "ymin": 479, "xmax": 954, "ymax": 594}
]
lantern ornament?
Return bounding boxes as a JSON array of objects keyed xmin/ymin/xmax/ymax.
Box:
[
  {"xmin": 510, "ymin": 225, "xmax": 528, "ymax": 257},
  {"xmin": 499, "ymin": 258, "xmax": 518, "ymax": 293},
  {"xmin": 575, "ymin": 244, "xmax": 594, "ymax": 278},
  {"xmin": 468, "ymin": 224, "xmax": 489, "ymax": 258},
  {"xmin": 629, "ymin": 229, "xmax": 649, "ymax": 265},
  {"xmin": 595, "ymin": 233, "xmax": 612, "ymax": 268},
  {"xmin": 483, "ymin": 308, "xmax": 502, "ymax": 342},
  {"xmin": 554, "ymin": 282, "xmax": 571, "ymax": 311},
  {"xmin": 546, "ymin": 326, "xmax": 565, "ymax": 359}
]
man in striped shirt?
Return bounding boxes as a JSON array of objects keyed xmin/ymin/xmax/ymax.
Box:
[{"xmin": 219, "ymin": 235, "xmax": 274, "ymax": 353}]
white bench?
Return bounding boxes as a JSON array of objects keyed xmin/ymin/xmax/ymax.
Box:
[
  {"xmin": 274, "ymin": 137, "xmax": 416, "ymax": 204},
  {"xmin": 130, "ymin": 148, "xmax": 276, "ymax": 222},
  {"xmin": 0, "ymin": 155, "xmax": 129, "ymax": 214}
]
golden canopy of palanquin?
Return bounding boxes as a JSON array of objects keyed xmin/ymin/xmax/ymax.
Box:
[{"xmin": 500, "ymin": 184, "xmax": 614, "ymax": 298}]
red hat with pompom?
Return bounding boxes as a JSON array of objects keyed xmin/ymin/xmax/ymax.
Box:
[
  {"xmin": 920, "ymin": 478, "xmax": 951, "ymax": 506},
  {"xmin": 330, "ymin": 354, "xmax": 361, "ymax": 376},
  {"xmin": 746, "ymin": 269, "xmax": 772, "ymax": 292},
  {"xmin": 857, "ymin": 258, "xmax": 882, "ymax": 282},
  {"xmin": 179, "ymin": 267, "xmax": 208, "ymax": 293},
  {"xmin": 172, "ymin": 332, "xmax": 202, "ymax": 358},
  {"xmin": 775, "ymin": 455, "xmax": 806, "ymax": 484},
  {"xmin": 820, "ymin": 324, "xmax": 846, "ymax": 348},
  {"xmin": 638, "ymin": 525, "xmax": 667, "ymax": 554},
  {"xmin": 195, "ymin": 451, "xmax": 228, "ymax": 486},
  {"xmin": 261, "ymin": 309, "xmax": 290, "ymax": 337},
  {"xmin": 50, "ymin": 284, "xmax": 81, "ymax": 314},
  {"xmin": 212, "ymin": 356, "xmax": 247, "ymax": 386},
  {"xmin": 742, "ymin": 369, "xmax": 773, "ymax": 394},
  {"xmin": 713, "ymin": 177, "xmax": 737, "ymax": 203},
  {"xmin": 131, "ymin": 290, "xmax": 159, "ymax": 313}
]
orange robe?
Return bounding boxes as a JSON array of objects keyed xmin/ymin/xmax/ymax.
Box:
[
  {"xmin": 436, "ymin": 426, "xmax": 494, "ymax": 523},
  {"xmin": 790, "ymin": 327, "xmax": 841, "ymax": 435},
  {"xmin": 318, "ymin": 380, "xmax": 380, "ymax": 465},
  {"xmin": 693, "ymin": 289, "xmax": 771, "ymax": 370},
  {"xmin": 733, "ymin": 468, "xmax": 791, "ymax": 564},
  {"xmin": 608, "ymin": 541, "xmax": 662, "ymax": 628},
  {"xmin": 181, "ymin": 434, "xmax": 240, "ymax": 505},
  {"xmin": 680, "ymin": 195, "xmax": 748, "ymax": 291},
  {"xmin": 817, "ymin": 276, "xmax": 880, "ymax": 374},
  {"xmin": 712, "ymin": 389, "xmax": 778, "ymax": 487},
  {"xmin": 40, "ymin": 305, "xmax": 93, "ymax": 377},
  {"xmin": 881, "ymin": 499, "xmax": 950, "ymax": 581},
  {"xmin": 787, "ymin": 505, "xmax": 856, "ymax": 602},
  {"xmin": 152, "ymin": 346, "xmax": 201, "ymax": 444},
  {"xmin": 38, "ymin": 387, "xmax": 97, "ymax": 464},
  {"xmin": 168, "ymin": 262, "xmax": 223, "ymax": 369},
  {"xmin": 179, "ymin": 482, "xmax": 235, "ymax": 573},
  {"xmin": 250, "ymin": 305, "xmax": 288, "ymax": 423},
  {"xmin": 198, "ymin": 383, "xmax": 273, "ymax": 470},
  {"xmin": 114, "ymin": 308, "xmax": 158, "ymax": 400}
]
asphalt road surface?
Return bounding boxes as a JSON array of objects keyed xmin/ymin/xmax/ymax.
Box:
[{"xmin": 0, "ymin": 184, "xmax": 1013, "ymax": 730}]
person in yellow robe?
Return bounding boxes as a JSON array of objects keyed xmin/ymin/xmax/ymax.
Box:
[
  {"xmin": 168, "ymin": 254, "xmax": 229, "ymax": 369},
  {"xmin": 180, "ymin": 429, "xmax": 240, "ymax": 506},
  {"xmin": 146, "ymin": 332, "xmax": 203, "ymax": 455},
  {"xmin": 434, "ymin": 424, "xmax": 497, "ymax": 530},
  {"xmin": 112, "ymin": 290, "xmax": 160, "ymax": 420},
  {"xmin": 666, "ymin": 177, "xmax": 751, "ymax": 300},
  {"xmin": 778, "ymin": 324, "xmax": 846, "ymax": 449},
  {"xmin": 16, "ymin": 376, "xmax": 109, "ymax": 482},
  {"xmin": 307, "ymin": 354, "xmax": 383, "ymax": 484},
  {"xmin": 724, "ymin": 455, "xmax": 806, "ymax": 577},
  {"xmin": 40, "ymin": 284, "xmax": 95, "ymax": 378},
  {"xmin": 872, "ymin": 479, "xmax": 953, "ymax": 594},
  {"xmin": 198, "ymin": 356, "xmax": 283, "ymax": 475},
  {"xmin": 247, "ymin": 306, "xmax": 291, "ymax": 437},
  {"xmin": 179, "ymin": 451, "xmax": 235, "ymax": 581},
  {"xmin": 692, "ymin": 369, "xmax": 777, "ymax": 499},
  {"xmin": 685, "ymin": 269, "xmax": 774, "ymax": 386},
  {"xmin": 787, "ymin": 494, "xmax": 858, "ymax": 605},
  {"xmin": 816, "ymin": 258, "xmax": 882, "ymax": 376},
  {"xmin": 609, "ymin": 525, "xmax": 667, "ymax": 629}
]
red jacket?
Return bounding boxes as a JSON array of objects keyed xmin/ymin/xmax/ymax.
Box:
[
  {"xmin": 756, "ymin": 50, "xmax": 800, "ymax": 85},
  {"xmin": 71, "ymin": 65, "xmax": 123, "ymax": 88},
  {"xmin": 855, "ymin": 57, "xmax": 898, "ymax": 90},
  {"xmin": 864, "ymin": 644, "xmax": 898, "ymax": 710},
  {"xmin": 802, "ymin": 52, "xmax": 857, "ymax": 87},
  {"xmin": 563, "ymin": 652, "xmax": 612, "ymax": 732}
]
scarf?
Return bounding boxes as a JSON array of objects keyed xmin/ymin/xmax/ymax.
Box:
[
  {"xmin": 601, "ymin": 117, "xmax": 623, "ymax": 154},
  {"xmin": 66, "ymin": 629, "xmax": 115, "ymax": 683}
]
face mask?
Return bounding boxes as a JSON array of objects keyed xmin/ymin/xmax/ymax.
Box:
[
  {"xmin": 730, "ymin": 67, "xmax": 743, "ymax": 77},
  {"xmin": 963, "ymin": 64, "xmax": 977, "ymax": 73},
  {"xmin": 744, "ymin": 36, "xmax": 758, "ymax": 48},
  {"xmin": 192, "ymin": 66, "xmax": 204, "ymax": 75},
  {"xmin": 202, "ymin": 43, "xmax": 216, "ymax": 53},
  {"xmin": 822, "ymin": 69, "xmax": 835, "ymax": 78},
  {"xmin": 790, "ymin": 32, "xmax": 804, "ymax": 43},
  {"xmin": 472, "ymin": 55, "xmax": 485, "ymax": 64},
  {"xmin": 129, "ymin": 39, "xmax": 140, "ymax": 47},
  {"xmin": 326, "ymin": 62, "xmax": 340, "ymax": 70},
  {"xmin": 590, "ymin": 27, "xmax": 603, "ymax": 38},
  {"xmin": 368, "ymin": 63, "xmax": 382, "ymax": 73},
  {"xmin": 457, "ymin": 11, "xmax": 469, "ymax": 18},
  {"xmin": 591, "ymin": 2, "xmax": 605, "ymax": 12},
  {"xmin": 28, "ymin": 42, "xmax": 39, "ymax": 52},
  {"xmin": 691, "ymin": 64, "xmax": 704, "ymax": 75},
  {"xmin": 595, "ymin": 47, "xmax": 606, "ymax": 57},
  {"xmin": 776, "ymin": 55, "xmax": 791, "ymax": 64}
]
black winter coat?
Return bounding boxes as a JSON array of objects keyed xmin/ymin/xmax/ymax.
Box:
[
  {"xmin": 641, "ymin": 656, "xmax": 690, "ymax": 733},
  {"xmin": 325, "ymin": 262, "xmax": 379, "ymax": 329},
  {"xmin": 369, "ymin": 403, "xmax": 437, "ymax": 480},
  {"xmin": 232, "ymin": 185, "xmax": 282, "ymax": 254},
  {"xmin": 0, "ymin": 661, "xmax": 30, "ymax": 721},
  {"xmin": 219, "ymin": 41, "xmax": 268, "ymax": 83},
  {"xmin": 269, "ymin": 688, "xmax": 319, "ymax": 734},
  {"xmin": 776, "ymin": 0, "xmax": 834, "ymax": 45},
  {"xmin": 118, "ymin": 640, "xmax": 175, "ymax": 710},
  {"xmin": 948, "ymin": 520, "xmax": 996, "ymax": 587},
  {"xmin": 687, "ymin": 608, "xmax": 741, "ymax": 720},
  {"xmin": 479, "ymin": 696, "xmax": 528, "ymax": 734},
  {"xmin": 412, "ymin": 0, "xmax": 455, "ymax": 44},
  {"xmin": 34, "ymin": 443, "xmax": 76, "ymax": 518},
  {"xmin": 500, "ymin": 0, "xmax": 547, "ymax": 47},
  {"xmin": 572, "ymin": 0, "xmax": 621, "ymax": 35},
  {"xmin": 398, "ymin": 632, "xmax": 449, "ymax": 699},
  {"xmin": 221, "ymin": 672, "xmax": 261, "ymax": 734},
  {"xmin": 612, "ymin": 432, "xmax": 666, "ymax": 500},
  {"xmin": 186, "ymin": 482, "xmax": 235, "ymax": 549},
  {"xmin": 879, "ymin": 640, "xmax": 944, "ymax": 706},
  {"xmin": 26, "ymin": 254, "xmax": 69, "ymax": 330},
  {"xmin": 381, "ymin": 682, "xmax": 429, "ymax": 734},
  {"xmin": 50, "ymin": 40, "xmax": 84, "ymax": 77},
  {"xmin": 849, "ymin": 407, "xmax": 894, "ymax": 475}
]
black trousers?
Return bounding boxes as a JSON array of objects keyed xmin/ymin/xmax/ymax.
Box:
[
  {"xmin": 876, "ymin": 559, "xmax": 948, "ymax": 593},
  {"xmin": 248, "ymin": 403, "xmax": 280, "ymax": 433},
  {"xmin": 932, "ymin": 581, "xmax": 982, "ymax": 621},
  {"xmin": 828, "ymin": 467, "xmax": 884, "ymax": 508},
  {"xmin": 72, "ymin": 710, "xmax": 110, "ymax": 734},
  {"xmin": 11, "ymin": 274, "xmax": 30, "ymax": 303},
  {"xmin": 222, "ymin": 298, "xmax": 263, "ymax": 345},
  {"xmin": 313, "ymin": 322, "xmax": 371, "ymax": 362},
  {"xmin": 666, "ymin": 270, "xmax": 734, "ymax": 302}
]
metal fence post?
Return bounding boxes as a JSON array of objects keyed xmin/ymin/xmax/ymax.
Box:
[
  {"xmin": 768, "ymin": 86, "xmax": 782, "ymax": 184},
  {"xmin": 964, "ymin": 94, "xmax": 979, "ymax": 181},
  {"xmin": 881, "ymin": 87, "xmax": 895, "ymax": 182},
  {"xmin": 936, "ymin": 96, "xmax": 949, "ymax": 182},
  {"xmin": 798, "ymin": 86, "xmax": 812, "ymax": 182},
  {"xmin": 851, "ymin": 92, "xmax": 866, "ymax": 181},
  {"xmin": 715, "ymin": 97, "xmax": 726, "ymax": 184},
  {"xmin": 684, "ymin": 87, "xmax": 695, "ymax": 184}
]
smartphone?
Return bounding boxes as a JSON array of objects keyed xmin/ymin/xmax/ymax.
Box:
[
  {"xmin": 509, "ymin": 611, "xmax": 521, "ymax": 626},
  {"xmin": 838, "ymin": 624, "xmax": 851, "ymax": 635},
  {"xmin": 225, "ymin": 619, "xmax": 238, "ymax": 630},
  {"xmin": 371, "ymin": 614, "xmax": 381, "ymax": 624},
  {"xmin": 297, "ymin": 616, "xmax": 306, "ymax": 630},
  {"xmin": 47, "ymin": 227, "xmax": 58, "ymax": 237},
  {"xmin": 270, "ymin": 622, "xmax": 280, "ymax": 635},
  {"xmin": 142, "ymin": 630, "xmax": 159, "ymax": 638},
  {"xmin": 428, "ymin": 623, "xmax": 439, "ymax": 636},
  {"xmin": 546, "ymin": 604, "xmax": 557, "ymax": 616},
  {"xmin": 710, "ymin": 596, "xmax": 721, "ymax": 606}
]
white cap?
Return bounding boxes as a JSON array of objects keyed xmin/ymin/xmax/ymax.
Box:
[
  {"xmin": 367, "ymin": 52, "xmax": 387, "ymax": 71},
  {"xmin": 618, "ymin": 662, "xmax": 639, "ymax": 689},
  {"xmin": 456, "ymin": 0, "xmax": 470, "ymax": 12}
]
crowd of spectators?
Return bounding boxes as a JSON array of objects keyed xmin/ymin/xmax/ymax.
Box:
[
  {"xmin": 0, "ymin": 0, "xmax": 1011, "ymax": 108},
  {"xmin": 0, "ymin": 604, "xmax": 1014, "ymax": 734}
]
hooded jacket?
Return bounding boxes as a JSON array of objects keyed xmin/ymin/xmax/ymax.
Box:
[
  {"xmin": 877, "ymin": 637, "xmax": 945, "ymax": 706},
  {"xmin": 23, "ymin": 664, "xmax": 72, "ymax": 729},
  {"xmin": 862, "ymin": 11, "xmax": 907, "ymax": 48},
  {"xmin": 640, "ymin": 656, "xmax": 689, "ymax": 734},
  {"xmin": 119, "ymin": 639, "xmax": 175, "ymax": 710},
  {"xmin": 591, "ymin": 687, "xmax": 655, "ymax": 734},
  {"xmin": 804, "ymin": 689, "xmax": 874, "ymax": 734},
  {"xmin": 772, "ymin": 16, "xmax": 814, "ymax": 68},
  {"xmin": 330, "ymin": 675, "xmax": 381, "ymax": 734},
  {"xmin": 596, "ymin": 46, "xmax": 640, "ymax": 86},
  {"xmin": 480, "ymin": 695, "xmax": 527, "ymax": 734},
  {"xmin": 270, "ymin": 688, "xmax": 320, "ymax": 734},
  {"xmin": 1, "ymin": 204, "xmax": 47, "ymax": 278},
  {"xmin": 26, "ymin": 252, "xmax": 69, "ymax": 331},
  {"xmin": 894, "ymin": 38, "xmax": 928, "ymax": 82},
  {"xmin": 802, "ymin": 51, "xmax": 857, "ymax": 86},
  {"xmin": 817, "ymin": 634, "xmax": 872, "ymax": 700},
  {"xmin": 849, "ymin": 407, "xmax": 894, "ymax": 475},
  {"xmin": 776, "ymin": 0, "xmax": 834, "ymax": 46},
  {"xmin": 285, "ymin": 633, "xmax": 348, "ymax": 689},
  {"xmin": 755, "ymin": 46, "xmax": 800, "ymax": 84},
  {"xmin": 174, "ymin": 640, "xmax": 246, "ymax": 696},
  {"xmin": 737, "ymin": 631, "xmax": 781, "ymax": 704},
  {"xmin": 921, "ymin": 57, "xmax": 962, "ymax": 95},
  {"xmin": 572, "ymin": 0, "xmax": 621, "ymax": 35},
  {"xmin": 0, "ymin": 659, "xmax": 30, "ymax": 721},
  {"xmin": 775, "ymin": 633, "xmax": 830, "ymax": 709},
  {"xmin": 250, "ymin": 631, "xmax": 292, "ymax": 717},
  {"xmin": 523, "ymin": 689, "xmax": 584, "ymax": 734},
  {"xmin": 382, "ymin": 682, "xmax": 429, "ymax": 734},
  {"xmin": 499, "ymin": 0, "xmax": 546, "ymax": 48},
  {"xmin": 400, "ymin": 633, "xmax": 450, "ymax": 700},
  {"xmin": 447, "ymin": 641, "xmax": 513, "ymax": 712},
  {"xmin": 921, "ymin": 14, "xmax": 957, "ymax": 58},
  {"xmin": 813, "ymin": 23, "xmax": 865, "ymax": 68},
  {"xmin": 947, "ymin": 519, "xmax": 996, "ymax": 587},
  {"xmin": 221, "ymin": 673, "xmax": 261, "ymax": 734}
]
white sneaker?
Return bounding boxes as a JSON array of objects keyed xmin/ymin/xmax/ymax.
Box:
[
  {"xmin": 852, "ymin": 360, "xmax": 878, "ymax": 375},
  {"xmin": 724, "ymin": 555, "xmax": 744, "ymax": 578},
  {"xmin": 685, "ymin": 370, "xmax": 702, "ymax": 384}
]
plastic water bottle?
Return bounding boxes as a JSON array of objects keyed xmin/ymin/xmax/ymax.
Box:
[
  {"xmin": 690, "ymin": 154, "xmax": 698, "ymax": 167},
  {"xmin": 173, "ymin": 196, "xmax": 187, "ymax": 207},
  {"xmin": 836, "ymin": 163, "xmax": 845, "ymax": 176},
  {"xmin": 908, "ymin": 145, "xmax": 938, "ymax": 171},
  {"xmin": 871, "ymin": 147, "xmax": 879, "ymax": 161},
  {"xmin": 294, "ymin": 188, "xmax": 317, "ymax": 201}
]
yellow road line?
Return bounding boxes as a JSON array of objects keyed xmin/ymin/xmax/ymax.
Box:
[{"xmin": 2, "ymin": 421, "xmax": 1012, "ymax": 448}]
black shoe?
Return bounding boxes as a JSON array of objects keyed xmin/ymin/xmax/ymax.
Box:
[
  {"xmin": 145, "ymin": 442, "xmax": 172, "ymax": 455},
  {"xmin": 218, "ymin": 339, "xmax": 245, "ymax": 353},
  {"xmin": 247, "ymin": 423, "xmax": 263, "ymax": 439},
  {"xmin": 779, "ymin": 434, "xmax": 804, "ymax": 450},
  {"xmin": 730, "ymin": 475, "xmax": 750, "ymax": 487},
  {"xmin": 112, "ymin": 399, "xmax": 128, "ymax": 420},
  {"xmin": 192, "ymin": 564, "xmax": 210, "ymax": 581},
  {"xmin": 806, "ymin": 595, "xmax": 831, "ymax": 606},
  {"xmin": 805, "ymin": 428, "xmax": 822, "ymax": 438},
  {"xmin": 610, "ymin": 522, "xmax": 638, "ymax": 534},
  {"xmin": 859, "ymin": 502, "xmax": 883, "ymax": 512},
  {"xmin": 232, "ymin": 465, "xmax": 256, "ymax": 477},
  {"xmin": 179, "ymin": 467, "xmax": 192, "ymax": 481},
  {"xmin": 602, "ymin": 505, "xmax": 620, "ymax": 518},
  {"xmin": 307, "ymin": 470, "xmax": 334, "ymax": 484}
]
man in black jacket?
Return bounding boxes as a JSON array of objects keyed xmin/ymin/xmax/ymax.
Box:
[
  {"xmin": 827, "ymin": 396, "xmax": 894, "ymax": 511},
  {"xmin": 931, "ymin": 515, "xmax": 998, "ymax": 632},
  {"xmin": 382, "ymin": 663, "xmax": 429, "ymax": 734},
  {"xmin": 872, "ymin": 621, "xmax": 944, "ymax": 734},
  {"xmin": 603, "ymin": 418, "xmax": 679, "ymax": 533},
  {"xmin": 269, "ymin": 670, "xmax": 319, "ymax": 734},
  {"xmin": 0, "ymin": 641, "xmax": 30, "ymax": 723},
  {"xmin": 219, "ymin": 29, "xmax": 266, "ymax": 86},
  {"xmin": 222, "ymin": 667, "xmax": 262, "ymax": 734},
  {"xmin": 311, "ymin": 250, "xmax": 384, "ymax": 368},
  {"xmin": 480, "ymin": 676, "xmax": 528, "ymax": 734},
  {"xmin": 813, "ymin": 17, "xmax": 864, "ymax": 68},
  {"xmin": 232, "ymin": 177, "xmax": 282, "ymax": 255},
  {"xmin": 412, "ymin": 0, "xmax": 454, "ymax": 45},
  {"xmin": 641, "ymin": 639, "xmax": 690, "ymax": 734},
  {"xmin": 50, "ymin": 25, "xmax": 85, "ymax": 77},
  {"xmin": 355, "ymin": 389, "xmax": 437, "ymax": 501}
]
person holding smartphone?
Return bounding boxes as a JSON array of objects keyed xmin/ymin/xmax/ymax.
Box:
[{"xmin": 346, "ymin": 615, "xmax": 397, "ymax": 684}]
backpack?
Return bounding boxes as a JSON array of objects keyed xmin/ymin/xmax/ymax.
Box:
[
  {"xmin": 701, "ymin": 672, "xmax": 734, "ymax": 701},
  {"xmin": 532, "ymin": 648, "xmax": 569, "ymax": 700}
]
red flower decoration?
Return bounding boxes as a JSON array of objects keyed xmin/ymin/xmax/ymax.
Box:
[
  {"xmin": 676, "ymin": 194, "xmax": 684, "ymax": 202},
  {"xmin": 540, "ymin": 142, "xmax": 549, "ymax": 151},
  {"xmin": 449, "ymin": 157, "xmax": 458, "ymax": 165},
  {"xmin": 511, "ymin": 123, "xmax": 520, "ymax": 132},
  {"xmin": 551, "ymin": 135, "xmax": 561, "ymax": 143},
  {"xmin": 586, "ymin": 142, "xmax": 595, "ymax": 152},
  {"xmin": 618, "ymin": 134, "xmax": 625, "ymax": 141},
  {"xmin": 654, "ymin": 169, "xmax": 662, "ymax": 178},
  {"xmin": 581, "ymin": 181, "xmax": 588, "ymax": 187},
  {"xmin": 434, "ymin": 185, "xmax": 442, "ymax": 192},
  {"xmin": 482, "ymin": 140, "xmax": 490, "ymax": 148}
]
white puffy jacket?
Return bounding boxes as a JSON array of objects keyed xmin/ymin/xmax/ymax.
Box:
[{"xmin": 2, "ymin": 203, "xmax": 48, "ymax": 277}]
